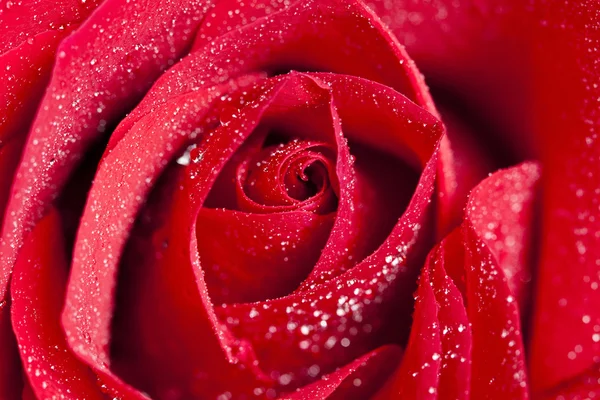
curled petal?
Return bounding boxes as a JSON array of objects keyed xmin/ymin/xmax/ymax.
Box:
[
  {"xmin": 108, "ymin": 0, "xmax": 436, "ymax": 153},
  {"xmin": 0, "ymin": 0, "xmax": 104, "ymax": 394},
  {"xmin": 374, "ymin": 231, "xmax": 472, "ymax": 399},
  {"xmin": 0, "ymin": 0, "xmax": 214, "ymax": 296},
  {"xmin": 463, "ymin": 162, "xmax": 541, "ymax": 399},
  {"xmin": 296, "ymin": 73, "xmax": 442, "ymax": 289},
  {"xmin": 110, "ymin": 69, "xmax": 440, "ymax": 397},
  {"xmin": 197, "ymin": 209, "xmax": 334, "ymax": 304},
  {"xmin": 466, "ymin": 161, "xmax": 540, "ymax": 311},
  {"xmin": 373, "ymin": 258, "xmax": 442, "ymax": 400}
]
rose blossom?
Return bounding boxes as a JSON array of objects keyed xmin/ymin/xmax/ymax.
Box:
[{"xmin": 0, "ymin": 0, "xmax": 599, "ymax": 399}]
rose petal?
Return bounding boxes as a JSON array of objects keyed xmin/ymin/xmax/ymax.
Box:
[
  {"xmin": 529, "ymin": 0, "xmax": 600, "ymax": 391},
  {"xmin": 106, "ymin": 0, "xmax": 436, "ymax": 154},
  {"xmin": 538, "ymin": 364, "xmax": 600, "ymax": 400},
  {"xmin": 197, "ymin": 209, "xmax": 334, "ymax": 304},
  {"xmin": 431, "ymin": 232, "xmax": 473, "ymax": 399},
  {"xmin": 0, "ymin": 31, "xmax": 65, "ymax": 229},
  {"xmin": 296, "ymin": 73, "xmax": 441, "ymax": 290},
  {"xmin": 372, "ymin": 256, "xmax": 442, "ymax": 399},
  {"xmin": 463, "ymin": 162, "xmax": 541, "ymax": 399},
  {"xmin": 0, "ymin": 0, "xmax": 214, "ymax": 290},
  {"xmin": 189, "ymin": 0, "xmax": 436, "ymax": 114},
  {"xmin": 467, "ymin": 161, "xmax": 540, "ymax": 313},
  {"xmin": 0, "ymin": 0, "xmax": 101, "ymax": 53},
  {"xmin": 0, "ymin": 0, "xmax": 103, "ymax": 232},
  {"xmin": 367, "ymin": 0, "xmax": 536, "ymax": 246},
  {"xmin": 369, "ymin": 0, "xmax": 533, "ymax": 158},
  {"xmin": 0, "ymin": 1, "xmax": 104, "ymax": 394},
  {"xmin": 373, "ymin": 232, "xmax": 472, "ymax": 399},
  {"xmin": 216, "ymin": 150, "xmax": 438, "ymax": 394},
  {"xmin": 10, "ymin": 210, "xmax": 104, "ymax": 399},
  {"xmin": 281, "ymin": 345, "xmax": 402, "ymax": 400}
]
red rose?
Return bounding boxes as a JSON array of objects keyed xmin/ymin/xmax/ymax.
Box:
[{"xmin": 1, "ymin": 0, "xmax": 598, "ymax": 399}]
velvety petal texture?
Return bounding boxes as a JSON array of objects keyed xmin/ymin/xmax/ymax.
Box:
[
  {"xmin": 529, "ymin": 0, "xmax": 600, "ymax": 393},
  {"xmin": 11, "ymin": 210, "xmax": 104, "ymax": 399},
  {"xmin": 0, "ymin": 0, "xmax": 598, "ymax": 399}
]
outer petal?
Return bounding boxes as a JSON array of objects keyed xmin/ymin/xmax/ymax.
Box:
[
  {"xmin": 368, "ymin": 0, "xmax": 532, "ymax": 158},
  {"xmin": 0, "ymin": 0, "xmax": 214, "ymax": 294},
  {"xmin": 463, "ymin": 162, "xmax": 541, "ymax": 399},
  {"xmin": 106, "ymin": 0, "xmax": 437, "ymax": 153},
  {"xmin": 1, "ymin": 0, "xmax": 104, "ymax": 395},
  {"xmin": 10, "ymin": 210, "xmax": 104, "ymax": 399},
  {"xmin": 529, "ymin": 0, "xmax": 600, "ymax": 391},
  {"xmin": 0, "ymin": 0, "xmax": 103, "ymax": 227},
  {"xmin": 379, "ymin": 162, "xmax": 539, "ymax": 400},
  {"xmin": 373, "ymin": 258, "xmax": 442, "ymax": 399},
  {"xmin": 373, "ymin": 231, "xmax": 472, "ymax": 400}
]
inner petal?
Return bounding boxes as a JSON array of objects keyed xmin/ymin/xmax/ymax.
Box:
[{"xmin": 240, "ymin": 138, "xmax": 337, "ymax": 214}]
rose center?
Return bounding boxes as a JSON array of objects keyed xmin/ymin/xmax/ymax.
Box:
[
  {"xmin": 285, "ymin": 160, "xmax": 327, "ymax": 201},
  {"xmin": 239, "ymin": 139, "xmax": 338, "ymax": 214}
]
